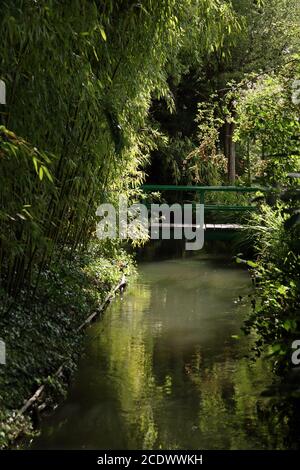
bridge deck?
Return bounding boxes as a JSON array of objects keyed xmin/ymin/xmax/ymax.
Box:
[
  {"xmin": 151, "ymin": 223, "xmax": 244, "ymax": 230},
  {"xmin": 142, "ymin": 184, "xmax": 268, "ymax": 239}
]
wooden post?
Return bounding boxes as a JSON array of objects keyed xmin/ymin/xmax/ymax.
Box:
[
  {"xmin": 228, "ymin": 122, "xmax": 236, "ymax": 184},
  {"xmin": 246, "ymin": 139, "xmax": 251, "ymax": 186},
  {"xmin": 225, "ymin": 121, "xmax": 236, "ymax": 184}
]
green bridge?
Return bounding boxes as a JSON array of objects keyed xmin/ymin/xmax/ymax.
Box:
[{"xmin": 141, "ymin": 184, "xmax": 268, "ymax": 240}]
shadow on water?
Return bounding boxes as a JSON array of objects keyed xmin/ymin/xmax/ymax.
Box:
[{"xmin": 31, "ymin": 240, "xmax": 300, "ymax": 450}]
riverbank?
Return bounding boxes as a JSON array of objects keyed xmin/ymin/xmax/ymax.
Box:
[
  {"xmin": 0, "ymin": 244, "xmax": 135, "ymax": 449},
  {"xmin": 31, "ymin": 250, "xmax": 296, "ymax": 450}
]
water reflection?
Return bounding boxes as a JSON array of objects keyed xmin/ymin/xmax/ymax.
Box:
[{"xmin": 33, "ymin": 254, "xmax": 291, "ymax": 449}]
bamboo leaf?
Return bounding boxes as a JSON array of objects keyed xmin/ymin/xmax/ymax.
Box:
[
  {"xmin": 100, "ymin": 28, "xmax": 107, "ymax": 41},
  {"xmin": 32, "ymin": 156, "xmax": 38, "ymax": 174},
  {"xmin": 42, "ymin": 165, "xmax": 53, "ymax": 183},
  {"xmin": 38, "ymin": 166, "xmax": 44, "ymax": 181}
]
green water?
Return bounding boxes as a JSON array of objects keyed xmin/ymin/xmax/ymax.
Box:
[{"xmin": 32, "ymin": 251, "xmax": 291, "ymax": 450}]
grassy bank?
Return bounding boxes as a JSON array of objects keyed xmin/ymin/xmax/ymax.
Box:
[{"xmin": 0, "ymin": 244, "xmax": 135, "ymax": 448}]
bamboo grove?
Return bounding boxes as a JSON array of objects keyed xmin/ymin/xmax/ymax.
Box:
[{"xmin": 0, "ymin": 0, "xmax": 240, "ymax": 297}]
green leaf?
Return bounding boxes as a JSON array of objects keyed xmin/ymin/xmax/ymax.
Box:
[
  {"xmin": 38, "ymin": 166, "xmax": 44, "ymax": 181},
  {"xmin": 268, "ymin": 343, "xmax": 286, "ymax": 357},
  {"xmin": 246, "ymin": 260, "xmax": 258, "ymax": 268},
  {"xmin": 278, "ymin": 285, "xmax": 289, "ymax": 296},
  {"xmin": 42, "ymin": 165, "xmax": 53, "ymax": 183},
  {"xmin": 283, "ymin": 319, "xmax": 297, "ymax": 332},
  {"xmin": 22, "ymin": 208, "xmax": 33, "ymax": 219},
  {"xmin": 100, "ymin": 28, "xmax": 107, "ymax": 41},
  {"xmin": 32, "ymin": 156, "xmax": 38, "ymax": 174}
]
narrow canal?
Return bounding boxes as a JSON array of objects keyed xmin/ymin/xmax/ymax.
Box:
[{"xmin": 32, "ymin": 245, "xmax": 291, "ymax": 450}]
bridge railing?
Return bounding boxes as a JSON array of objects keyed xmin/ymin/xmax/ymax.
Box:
[{"xmin": 141, "ymin": 185, "xmax": 269, "ymax": 212}]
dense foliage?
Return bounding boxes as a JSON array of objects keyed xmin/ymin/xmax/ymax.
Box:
[
  {"xmin": 234, "ymin": 74, "xmax": 300, "ymax": 369},
  {"xmin": 0, "ymin": 0, "xmax": 242, "ymax": 446},
  {"xmin": 0, "ymin": 0, "xmax": 300, "ymax": 447},
  {"xmin": 0, "ymin": 0, "xmax": 240, "ymax": 296}
]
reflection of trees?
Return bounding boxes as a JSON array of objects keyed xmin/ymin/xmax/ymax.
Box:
[
  {"xmin": 34, "ymin": 259, "xmax": 299, "ymax": 450},
  {"xmin": 188, "ymin": 358, "xmax": 288, "ymax": 449},
  {"xmin": 97, "ymin": 274, "xmax": 290, "ymax": 450},
  {"xmin": 97, "ymin": 283, "xmax": 163, "ymax": 449}
]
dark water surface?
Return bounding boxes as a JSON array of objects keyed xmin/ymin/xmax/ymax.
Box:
[{"xmin": 32, "ymin": 248, "xmax": 295, "ymax": 450}]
